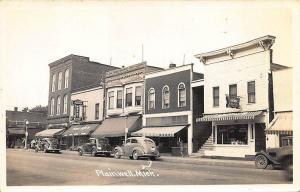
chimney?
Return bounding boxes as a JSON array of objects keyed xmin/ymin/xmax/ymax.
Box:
[
  {"xmin": 14, "ymin": 107, "xmax": 18, "ymax": 111},
  {"xmin": 169, "ymin": 63, "xmax": 176, "ymax": 68}
]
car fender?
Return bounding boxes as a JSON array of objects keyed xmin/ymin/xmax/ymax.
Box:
[
  {"xmin": 255, "ymin": 151, "xmax": 278, "ymax": 164},
  {"xmin": 114, "ymin": 146, "xmax": 124, "ymax": 156},
  {"xmin": 132, "ymin": 147, "xmax": 144, "ymax": 156}
]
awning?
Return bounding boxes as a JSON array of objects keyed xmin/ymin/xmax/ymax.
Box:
[
  {"xmin": 35, "ymin": 128, "xmax": 64, "ymax": 137},
  {"xmin": 266, "ymin": 112, "xmax": 293, "ymax": 135},
  {"xmin": 196, "ymin": 111, "xmax": 263, "ymax": 122},
  {"xmin": 7, "ymin": 128, "xmax": 25, "ymax": 135},
  {"xmin": 62, "ymin": 124, "xmax": 99, "ymax": 137},
  {"xmin": 131, "ymin": 125, "xmax": 187, "ymax": 137},
  {"xmin": 91, "ymin": 115, "xmax": 141, "ymax": 138}
]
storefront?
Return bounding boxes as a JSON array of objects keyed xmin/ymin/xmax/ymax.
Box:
[
  {"xmin": 7, "ymin": 127, "xmax": 45, "ymax": 148},
  {"xmin": 61, "ymin": 123, "xmax": 99, "ymax": 150}
]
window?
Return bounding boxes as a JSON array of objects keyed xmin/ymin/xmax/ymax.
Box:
[
  {"xmin": 281, "ymin": 136, "xmax": 293, "ymax": 147},
  {"xmin": 126, "ymin": 88, "xmax": 132, "ymax": 107},
  {"xmin": 178, "ymin": 83, "xmax": 186, "ymax": 107},
  {"xmin": 50, "ymin": 98, "xmax": 55, "ymax": 115},
  {"xmin": 51, "ymin": 74, "xmax": 56, "ymax": 92},
  {"xmin": 131, "ymin": 139, "xmax": 138, "ymax": 143},
  {"xmin": 126, "ymin": 139, "xmax": 131, "ymax": 144},
  {"xmin": 95, "ymin": 103, "xmax": 99, "ymax": 119},
  {"xmin": 117, "ymin": 90, "xmax": 123, "ymax": 108},
  {"xmin": 162, "ymin": 85, "xmax": 170, "ymax": 109},
  {"xmin": 135, "ymin": 86, "xmax": 142, "ymax": 106},
  {"xmin": 148, "ymin": 88, "xmax": 155, "ymax": 110},
  {"xmin": 56, "ymin": 96, "xmax": 61, "ymax": 115},
  {"xmin": 58, "ymin": 72, "xmax": 62, "ymax": 90},
  {"xmin": 217, "ymin": 124, "xmax": 248, "ymax": 145},
  {"xmin": 108, "ymin": 91, "xmax": 114, "ymax": 109},
  {"xmin": 213, "ymin": 87, "xmax": 219, "ymax": 107},
  {"xmin": 82, "ymin": 105, "xmax": 87, "ymax": 120},
  {"xmin": 247, "ymin": 81, "xmax": 256, "ymax": 103},
  {"xmin": 64, "ymin": 69, "xmax": 69, "ymax": 89},
  {"xmin": 74, "ymin": 105, "xmax": 80, "ymax": 118},
  {"xmin": 63, "ymin": 95, "xmax": 68, "ymax": 114},
  {"xmin": 229, "ymin": 84, "xmax": 237, "ymax": 98}
]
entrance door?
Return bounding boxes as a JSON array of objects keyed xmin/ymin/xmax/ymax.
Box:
[{"xmin": 255, "ymin": 123, "xmax": 266, "ymax": 152}]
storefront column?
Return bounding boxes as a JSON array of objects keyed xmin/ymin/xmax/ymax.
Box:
[{"xmin": 188, "ymin": 113, "xmax": 193, "ymax": 155}]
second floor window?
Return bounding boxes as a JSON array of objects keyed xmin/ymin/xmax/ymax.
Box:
[
  {"xmin": 117, "ymin": 90, "xmax": 123, "ymax": 108},
  {"xmin": 135, "ymin": 86, "xmax": 142, "ymax": 106},
  {"xmin": 50, "ymin": 98, "xmax": 55, "ymax": 115},
  {"xmin": 178, "ymin": 83, "xmax": 186, "ymax": 107},
  {"xmin": 58, "ymin": 72, "xmax": 62, "ymax": 90},
  {"xmin": 213, "ymin": 86, "xmax": 219, "ymax": 107},
  {"xmin": 51, "ymin": 74, "xmax": 56, "ymax": 92},
  {"xmin": 63, "ymin": 95, "xmax": 68, "ymax": 114},
  {"xmin": 108, "ymin": 91, "xmax": 114, "ymax": 109},
  {"xmin": 162, "ymin": 85, "xmax": 170, "ymax": 109},
  {"xmin": 56, "ymin": 96, "xmax": 61, "ymax": 115},
  {"xmin": 229, "ymin": 84, "xmax": 237, "ymax": 98},
  {"xmin": 64, "ymin": 69, "xmax": 69, "ymax": 89},
  {"xmin": 248, "ymin": 81, "xmax": 256, "ymax": 103},
  {"xmin": 95, "ymin": 103, "xmax": 99, "ymax": 119},
  {"xmin": 82, "ymin": 105, "xmax": 87, "ymax": 120},
  {"xmin": 126, "ymin": 88, "xmax": 132, "ymax": 107},
  {"xmin": 74, "ymin": 105, "xmax": 80, "ymax": 118},
  {"xmin": 148, "ymin": 88, "xmax": 155, "ymax": 110}
]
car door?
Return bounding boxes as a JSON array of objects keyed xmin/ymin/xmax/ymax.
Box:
[
  {"xmin": 129, "ymin": 138, "xmax": 139, "ymax": 155},
  {"xmin": 123, "ymin": 139, "xmax": 131, "ymax": 156}
]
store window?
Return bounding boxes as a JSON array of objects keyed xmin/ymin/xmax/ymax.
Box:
[
  {"xmin": 162, "ymin": 85, "xmax": 170, "ymax": 109},
  {"xmin": 280, "ymin": 136, "xmax": 293, "ymax": 147},
  {"xmin": 126, "ymin": 88, "xmax": 133, "ymax": 107},
  {"xmin": 217, "ymin": 124, "xmax": 248, "ymax": 145},
  {"xmin": 213, "ymin": 86, "xmax": 219, "ymax": 107},
  {"xmin": 148, "ymin": 88, "xmax": 155, "ymax": 110},
  {"xmin": 64, "ymin": 69, "xmax": 69, "ymax": 89},
  {"xmin": 108, "ymin": 91, "xmax": 114, "ymax": 109},
  {"xmin": 117, "ymin": 90, "xmax": 123, "ymax": 108},
  {"xmin": 56, "ymin": 96, "xmax": 61, "ymax": 115},
  {"xmin": 51, "ymin": 74, "xmax": 56, "ymax": 92},
  {"xmin": 135, "ymin": 86, "xmax": 142, "ymax": 106},
  {"xmin": 247, "ymin": 81, "xmax": 256, "ymax": 103},
  {"xmin": 229, "ymin": 84, "xmax": 237, "ymax": 98},
  {"xmin": 95, "ymin": 103, "xmax": 99, "ymax": 119},
  {"xmin": 178, "ymin": 83, "xmax": 186, "ymax": 107}
]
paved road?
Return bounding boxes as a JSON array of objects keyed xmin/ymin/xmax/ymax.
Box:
[{"xmin": 6, "ymin": 149, "xmax": 290, "ymax": 185}]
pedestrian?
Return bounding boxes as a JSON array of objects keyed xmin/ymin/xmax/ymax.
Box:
[{"xmin": 179, "ymin": 138, "xmax": 184, "ymax": 158}]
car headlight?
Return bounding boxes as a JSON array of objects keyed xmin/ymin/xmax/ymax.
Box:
[{"xmin": 98, "ymin": 147, "xmax": 102, "ymax": 150}]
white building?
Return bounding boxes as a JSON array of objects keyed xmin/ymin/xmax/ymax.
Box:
[{"xmin": 195, "ymin": 35, "xmax": 288, "ymax": 158}]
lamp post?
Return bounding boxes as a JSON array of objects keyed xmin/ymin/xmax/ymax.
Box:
[
  {"xmin": 124, "ymin": 115, "xmax": 128, "ymax": 141},
  {"xmin": 24, "ymin": 119, "xmax": 29, "ymax": 149}
]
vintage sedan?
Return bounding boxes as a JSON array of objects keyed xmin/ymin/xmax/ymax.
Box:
[
  {"xmin": 113, "ymin": 137, "xmax": 160, "ymax": 160},
  {"xmin": 77, "ymin": 137, "xmax": 112, "ymax": 157},
  {"xmin": 35, "ymin": 138, "xmax": 60, "ymax": 153}
]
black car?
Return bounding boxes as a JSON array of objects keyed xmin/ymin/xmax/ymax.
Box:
[
  {"xmin": 255, "ymin": 146, "xmax": 293, "ymax": 180},
  {"xmin": 77, "ymin": 138, "xmax": 112, "ymax": 157}
]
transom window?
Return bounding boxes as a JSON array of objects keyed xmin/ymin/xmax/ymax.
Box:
[
  {"xmin": 162, "ymin": 85, "xmax": 170, "ymax": 109},
  {"xmin": 108, "ymin": 91, "xmax": 114, "ymax": 109},
  {"xmin": 178, "ymin": 83, "xmax": 186, "ymax": 107},
  {"xmin": 126, "ymin": 88, "xmax": 133, "ymax": 107},
  {"xmin": 247, "ymin": 81, "xmax": 256, "ymax": 103},
  {"xmin": 135, "ymin": 86, "xmax": 142, "ymax": 106},
  {"xmin": 148, "ymin": 88, "xmax": 155, "ymax": 110}
]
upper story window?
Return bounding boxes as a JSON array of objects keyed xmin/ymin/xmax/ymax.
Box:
[
  {"xmin": 117, "ymin": 90, "xmax": 123, "ymax": 108},
  {"xmin": 108, "ymin": 91, "xmax": 114, "ymax": 109},
  {"xmin": 51, "ymin": 74, "xmax": 56, "ymax": 92},
  {"xmin": 135, "ymin": 86, "xmax": 142, "ymax": 106},
  {"xmin": 50, "ymin": 98, "xmax": 55, "ymax": 116},
  {"xmin": 213, "ymin": 86, "xmax": 220, "ymax": 107},
  {"xmin": 63, "ymin": 95, "xmax": 68, "ymax": 114},
  {"xmin": 82, "ymin": 105, "xmax": 87, "ymax": 120},
  {"xmin": 58, "ymin": 72, "xmax": 62, "ymax": 90},
  {"xmin": 178, "ymin": 83, "xmax": 186, "ymax": 107},
  {"xmin": 56, "ymin": 96, "xmax": 61, "ymax": 115},
  {"xmin": 162, "ymin": 85, "xmax": 170, "ymax": 109},
  {"xmin": 247, "ymin": 81, "xmax": 256, "ymax": 103},
  {"xmin": 229, "ymin": 84, "xmax": 237, "ymax": 99},
  {"xmin": 95, "ymin": 103, "xmax": 99, "ymax": 120},
  {"xmin": 126, "ymin": 87, "xmax": 133, "ymax": 107},
  {"xmin": 74, "ymin": 105, "xmax": 80, "ymax": 118},
  {"xmin": 148, "ymin": 88, "xmax": 155, "ymax": 110},
  {"xmin": 64, "ymin": 69, "xmax": 69, "ymax": 89}
]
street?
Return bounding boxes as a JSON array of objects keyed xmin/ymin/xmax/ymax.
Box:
[{"xmin": 6, "ymin": 149, "xmax": 290, "ymax": 185}]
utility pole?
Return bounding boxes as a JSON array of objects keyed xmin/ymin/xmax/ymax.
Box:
[
  {"xmin": 141, "ymin": 44, "xmax": 144, "ymax": 63},
  {"xmin": 24, "ymin": 119, "xmax": 29, "ymax": 149}
]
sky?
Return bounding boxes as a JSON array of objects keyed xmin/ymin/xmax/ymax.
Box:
[{"xmin": 0, "ymin": 1, "xmax": 297, "ymax": 110}]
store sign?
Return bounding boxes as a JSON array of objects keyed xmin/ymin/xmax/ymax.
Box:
[
  {"xmin": 226, "ymin": 96, "xmax": 240, "ymax": 109},
  {"xmin": 72, "ymin": 99, "xmax": 83, "ymax": 105}
]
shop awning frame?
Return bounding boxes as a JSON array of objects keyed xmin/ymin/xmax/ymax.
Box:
[
  {"xmin": 35, "ymin": 128, "xmax": 65, "ymax": 137},
  {"xmin": 131, "ymin": 125, "xmax": 188, "ymax": 137},
  {"xmin": 196, "ymin": 111, "xmax": 263, "ymax": 122},
  {"xmin": 266, "ymin": 112, "xmax": 293, "ymax": 135}
]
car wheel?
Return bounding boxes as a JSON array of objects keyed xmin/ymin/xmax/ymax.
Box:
[
  {"xmin": 105, "ymin": 153, "xmax": 111, "ymax": 157},
  {"xmin": 255, "ymin": 155, "xmax": 269, "ymax": 169},
  {"xmin": 114, "ymin": 150, "xmax": 121, "ymax": 159},
  {"xmin": 283, "ymin": 157, "xmax": 293, "ymax": 181},
  {"xmin": 78, "ymin": 149, "xmax": 83, "ymax": 156},
  {"xmin": 150, "ymin": 156, "xmax": 156, "ymax": 161},
  {"xmin": 132, "ymin": 150, "xmax": 139, "ymax": 160},
  {"xmin": 91, "ymin": 149, "xmax": 97, "ymax": 157}
]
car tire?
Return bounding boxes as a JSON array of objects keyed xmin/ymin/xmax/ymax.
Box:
[
  {"xmin": 114, "ymin": 150, "xmax": 121, "ymax": 159},
  {"xmin": 91, "ymin": 149, "xmax": 97, "ymax": 157},
  {"xmin": 105, "ymin": 153, "xmax": 111, "ymax": 157},
  {"xmin": 150, "ymin": 156, "xmax": 156, "ymax": 161},
  {"xmin": 132, "ymin": 150, "xmax": 139, "ymax": 160},
  {"xmin": 78, "ymin": 149, "xmax": 83, "ymax": 156},
  {"xmin": 255, "ymin": 154, "xmax": 269, "ymax": 169},
  {"xmin": 283, "ymin": 157, "xmax": 293, "ymax": 181}
]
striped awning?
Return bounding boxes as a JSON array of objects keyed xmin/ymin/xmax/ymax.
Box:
[
  {"xmin": 196, "ymin": 111, "xmax": 263, "ymax": 122},
  {"xmin": 131, "ymin": 125, "xmax": 187, "ymax": 137},
  {"xmin": 35, "ymin": 128, "xmax": 64, "ymax": 137},
  {"xmin": 266, "ymin": 112, "xmax": 293, "ymax": 135},
  {"xmin": 62, "ymin": 124, "xmax": 99, "ymax": 137}
]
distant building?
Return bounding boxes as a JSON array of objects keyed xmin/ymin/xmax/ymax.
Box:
[
  {"xmin": 195, "ymin": 35, "xmax": 288, "ymax": 158},
  {"xmin": 6, "ymin": 108, "xmax": 47, "ymax": 148},
  {"xmin": 47, "ymin": 54, "xmax": 118, "ymax": 130}
]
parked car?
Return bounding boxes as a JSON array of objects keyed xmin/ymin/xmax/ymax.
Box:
[
  {"xmin": 255, "ymin": 146, "xmax": 293, "ymax": 180},
  {"xmin": 77, "ymin": 137, "xmax": 112, "ymax": 157},
  {"xmin": 35, "ymin": 138, "xmax": 60, "ymax": 153},
  {"xmin": 113, "ymin": 137, "xmax": 160, "ymax": 160}
]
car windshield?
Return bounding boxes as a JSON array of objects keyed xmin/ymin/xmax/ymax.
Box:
[{"xmin": 98, "ymin": 139, "xmax": 108, "ymax": 144}]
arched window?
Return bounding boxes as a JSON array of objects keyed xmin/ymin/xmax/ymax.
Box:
[
  {"xmin": 51, "ymin": 74, "xmax": 56, "ymax": 92},
  {"xmin": 58, "ymin": 72, "xmax": 62, "ymax": 90},
  {"xmin": 162, "ymin": 85, "xmax": 170, "ymax": 109},
  {"xmin": 50, "ymin": 98, "xmax": 55, "ymax": 115},
  {"xmin": 148, "ymin": 88, "xmax": 155, "ymax": 110},
  {"xmin": 178, "ymin": 83, "xmax": 186, "ymax": 107},
  {"xmin": 57, "ymin": 96, "xmax": 61, "ymax": 115},
  {"xmin": 64, "ymin": 69, "xmax": 69, "ymax": 89},
  {"xmin": 63, "ymin": 95, "xmax": 68, "ymax": 114}
]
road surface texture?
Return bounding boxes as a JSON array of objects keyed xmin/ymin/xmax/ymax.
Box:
[{"xmin": 6, "ymin": 149, "xmax": 290, "ymax": 185}]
